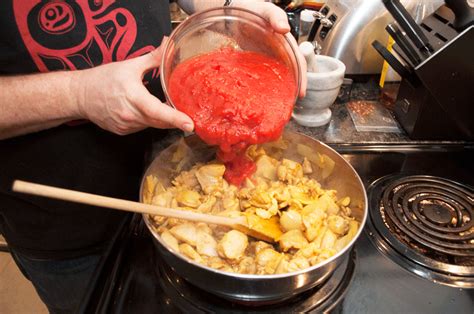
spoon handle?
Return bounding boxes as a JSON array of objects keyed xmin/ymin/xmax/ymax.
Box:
[{"xmin": 12, "ymin": 180, "xmax": 239, "ymax": 227}]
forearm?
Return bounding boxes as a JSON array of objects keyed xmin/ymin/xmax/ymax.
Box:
[{"xmin": 0, "ymin": 71, "xmax": 81, "ymax": 140}]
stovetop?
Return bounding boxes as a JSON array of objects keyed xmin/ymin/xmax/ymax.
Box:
[{"xmin": 79, "ymin": 144, "xmax": 474, "ymax": 313}]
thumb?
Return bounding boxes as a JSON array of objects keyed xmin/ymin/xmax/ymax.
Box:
[{"xmin": 134, "ymin": 37, "xmax": 169, "ymax": 71}]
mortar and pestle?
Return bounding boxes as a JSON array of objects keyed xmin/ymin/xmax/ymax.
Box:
[{"xmin": 293, "ymin": 42, "xmax": 346, "ymax": 127}]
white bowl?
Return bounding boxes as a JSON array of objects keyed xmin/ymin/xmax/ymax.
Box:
[{"xmin": 293, "ymin": 55, "xmax": 346, "ymax": 127}]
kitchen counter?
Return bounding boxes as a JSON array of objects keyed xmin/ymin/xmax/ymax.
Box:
[{"xmin": 287, "ymin": 77, "xmax": 471, "ymax": 146}]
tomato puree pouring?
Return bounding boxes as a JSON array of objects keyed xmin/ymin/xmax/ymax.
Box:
[{"xmin": 168, "ymin": 47, "xmax": 297, "ymax": 186}]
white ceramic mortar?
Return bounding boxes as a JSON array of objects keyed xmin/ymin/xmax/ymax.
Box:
[{"xmin": 293, "ymin": 54, "xmax": 346, "ymax": 127}]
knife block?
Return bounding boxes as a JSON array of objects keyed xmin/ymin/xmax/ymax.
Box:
[{"xmin": 393, "ymin": 6, "xmax": 474, "ymax": 140}]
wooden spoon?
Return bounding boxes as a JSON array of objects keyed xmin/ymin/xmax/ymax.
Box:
[{"xmin": 12, "ymin": 180, "xmax": 282, "ymax": 243}]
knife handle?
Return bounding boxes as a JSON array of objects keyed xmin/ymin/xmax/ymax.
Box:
[
  {"xmin": 385, "ymin": 24, "xmax": 422, "ymax": 67},
  {"xmin": 382, "ymin": 0, "xmax": 433, "ymax": 54},
  {"xmin": 372, "ymin": 40, "xmax": 411, "ymax": 80},
  {"xmin": 445, "ymin": 0, "xmax": 474, "ymax": 32}
]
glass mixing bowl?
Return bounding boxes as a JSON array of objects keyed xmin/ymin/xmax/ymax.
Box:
[{"xmin": 160, "ymin": 7, "xmax": 301, "ymax": 109}]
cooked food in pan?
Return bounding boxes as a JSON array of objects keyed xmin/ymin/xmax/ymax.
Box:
[{"xmin": 144, "ymin": 140, "xmax": 359, "ymax": 275}]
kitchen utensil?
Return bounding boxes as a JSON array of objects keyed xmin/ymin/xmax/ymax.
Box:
[
  {"xmin": 385, "ymin": 23, "xmax": 422, "ymax": 66},
  {"xmin": 371, "ymin": 40, "xmax": 413, "ymax": 81},
  {"xmin": 382, "ymin": 0, "xmax": 434, "ymax": 55},
  {"xmin": 140, "ymin": 130, "xmax": 367, "ymax": 302},
  {"xmin": 11, "ymin": 180, "xmax": 282, "ymax": 243},
  {"xmin": 299, "ymin": 41, "xmax": 317, "ymax": 72},
  {"xmin": 392, "ymin": 5, "xmax": 474, "ymax": 140},
  {"xmin": 444, "ymin": 0, "xmax": 474, "ymax": 31},
  {"xmin": 293, "ymin": 54, "xmax": 346, "ymax": 127},
  {"xmin": 160, "ymin": 7, "xmax": 301, "ymax": 111}
]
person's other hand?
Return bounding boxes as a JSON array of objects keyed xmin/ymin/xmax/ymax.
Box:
[
  {"xmin": 234, "ymin": 0, "xmax": 307, "ymax": 97},
  {"xmin": 74, "ymin": 38, "xmax": 194, "ymax": 135}
]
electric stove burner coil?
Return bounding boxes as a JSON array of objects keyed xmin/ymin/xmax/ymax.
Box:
[
  {"xmin": 381, "ymin": 176, "xmax": 473, "ymax": 257},
  {"xmin": 367, "ymin": 175, "xmax": 474, "ymax": 288}
]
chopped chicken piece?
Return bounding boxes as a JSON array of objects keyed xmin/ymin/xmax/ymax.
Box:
[
  {"xmin": 256, "ymin": 248, "xmax": 284, "ymax": 275},
  {"xmin": 279, "ymin": 230, "xmax": 309, "ymax": 252},
  {"xmin": 321, "ymin": 229, "xmax": 337, "ymax": 250},
  {"xmin": 252, "ymin": 241, "xmax": 273, "ymax": 255},
  {"xmin": 152, "ymin": 215, "xmax": 166, "ymax": 225},
  {"xmin": 280, "ymin": 209, "xmax": 304, "ymax": 232},
  {"xmin": 236, "ymin": 256, "xmax": 257, "ymax": 274},
  {"xmin": 247, "ymin": 145, "xmax": 267, "ymax": 160},
  {"xmin": 207, "ymin": 256, "xmax": 232, "ymax": 272},
  {"xmin": 222, "ymin": 195, "xmax": 240, "ymax": 212},
  {"xmin": 161, "ymin": 230, "xmax": 180, "ymax": 252},
  {"xmin": 275, "ymin": 256, "xmax": 290, "ymax": 274},
  {"xmin": 287, "ymin": 257, "xmax": 310, "ymax": 272},
  {"xmin": 288, "ymin": 185, "xmax": 317, "ymax": 205},
  {"xmin": 197, "ymin": 195, "xmax": 217, "ymax": 213},
  {"xmin": 196, "ymin": 223, "xmax": 213, "ymax": 234},
  {"xmin": 196, "ymin": 229, "xmax": 218, "ymax": 257},
  {"xmin": 170, "ymin": 223, "xmax": 197, "ymax": 246},
  {"xmin": 152, "ymin": 190, "xmax": 174, "ymax": 208},
  {"xmin": 143, "ymin": 175, "xmax": 159, "ymax": 204},
  {"xmin": 179, "ymin": 243, "xmax": 203, "ymax": 263},
  {"xmin": 312, "ymin": 225, "xmax": 328, "ymax": 249},
  {"xmin": 277, "ymin": 159, "xmax": 304, "ymax": 183},
  {"xmin": 272, "ymin": 185, "xmax": 291, "ymax": 203},
  {"xmin": 254, "ymin": 155, "xmax": 278, "ymax": 181},
  {"xmin": 302, "ymin": 205, "xmax": 327, "ymax": 241},
  {"xmin": 217, "ymin": 230, "xmax": 248, "ymax": 260},
  {"xmin": 176, "ymin": 189, "xmax": 201, "ymax": 208},
  {"xmin": 328, "ymin": 215, "xmax": 349, "ymax": 235},
  {"xmin": 295, "ymin": 242, "xmax": 320, "ymax": 259},
  {"xmin": 249, "ymin": 188, "xmax": 272, "ymax": 208},
  {"xmin": 172, "ymin": 168, "xmax": 201, "ymax": 190},
  {"xmin": 312, "ymin": 248, "xmax": 337, "ymax": 265},
  {"xmin": 195, "ymin": 164, "xmax": 226, "ymax": 194}
]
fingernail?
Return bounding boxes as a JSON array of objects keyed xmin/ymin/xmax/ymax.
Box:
[{"xmin": 182, "ymin": 123, "xmax": 194, "ymax": 133}]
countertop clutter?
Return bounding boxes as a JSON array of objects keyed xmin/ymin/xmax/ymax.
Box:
[
  {"xmin": 289, "ymin": 77, "xmax": 407, "ymax": 144},
  {"xmin": 289, "ymin": 77, "xmax": 472, "ymax": 145}
]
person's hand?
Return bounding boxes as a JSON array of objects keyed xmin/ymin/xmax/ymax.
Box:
[
  {"xmin": 233, "ymin": 0, "xmax": 307, "ymax": 97},
  {"xmin": 73, "ymin": 38, "xmax": 194, "ymax": 135}
]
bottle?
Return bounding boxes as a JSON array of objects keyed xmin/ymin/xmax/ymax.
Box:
[{"xmin": 298, "ymin": 9, "xmax": 316, "ymax": 43}]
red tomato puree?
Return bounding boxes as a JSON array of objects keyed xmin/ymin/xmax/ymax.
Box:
[{"xmin": 169, "ymin": 47, "xmax": 297, "ymax": 186}]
